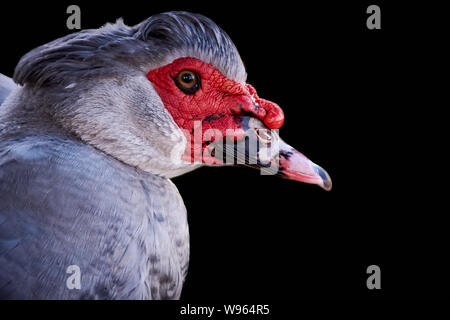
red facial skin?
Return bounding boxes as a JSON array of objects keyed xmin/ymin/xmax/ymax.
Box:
[{"xmin": 147, "ymin": 57, "xmax": 284, "ymax": 164}]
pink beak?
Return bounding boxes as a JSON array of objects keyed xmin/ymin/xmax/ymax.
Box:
[
  {"xmin": 208, "ymin": 117, "xmax": 332, "ymax": 191},
  {"xmin": 277, "ymin": 139, "xmax": 332, "ymax": 191}
]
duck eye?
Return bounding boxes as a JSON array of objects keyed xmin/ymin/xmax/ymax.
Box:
[{"xmin": 174, "ymin": 70, "xmax": 201, "ymax": 94}]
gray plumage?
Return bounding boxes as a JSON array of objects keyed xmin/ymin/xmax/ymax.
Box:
[
  {"xmin": 0, "ymin": 11, "xmax": 246, "ymax": 299},
  {"xmin": 0, "ymin": 74, "xmax": 16, "ymax": 105},
  {"xmin": 0, "ymin": 134, "xmax": 188, "ymax": 299},
  {"xmin": 14, "ymin": 12, "xmax": 246, "ymax": 88}
]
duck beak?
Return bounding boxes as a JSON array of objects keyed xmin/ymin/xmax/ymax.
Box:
[
  {"xmin": 209, "ymin": 117, "xmax": 332, "ymax": 191},
  {"xmin": 276, "ymin": 138, "xmax": 332, "ymax": 191}
]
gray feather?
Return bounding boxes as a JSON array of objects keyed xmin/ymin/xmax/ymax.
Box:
[
  {"xmin": 0, "ymin": 74, "xmax": 16, "ymax": 106},
  {"xmin": 0, "ymin": 133, "xmax": 189, "ymax": 299},
  {"xmin": 14, "ymin": 11, "xmax": 246, "ymax": 89}
]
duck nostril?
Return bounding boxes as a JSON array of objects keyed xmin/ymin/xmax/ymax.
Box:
[{"xmin": 255, "ymin": 128, "xmax": 272, "ymax": 145}]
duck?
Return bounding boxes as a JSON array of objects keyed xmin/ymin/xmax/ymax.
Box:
[{"xmin": 0, "ymin": 11, "xmax": 331, "ymax": 299}]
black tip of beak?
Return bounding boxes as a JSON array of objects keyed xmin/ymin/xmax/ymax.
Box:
[{"xmin": 312, "ymin": 163, "xmax": 332, "ymax": 191}]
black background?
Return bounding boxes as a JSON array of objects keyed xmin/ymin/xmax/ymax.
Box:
[{"xmin": 0, "ymin": 0, "xmax": 446, "ymax": 303}]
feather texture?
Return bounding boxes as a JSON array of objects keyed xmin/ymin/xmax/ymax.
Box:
[
  {"xmin": 0, "ymin": 132, "xmax": 189, "ymax": 299},
  {"xmin": 0, "ymin": 74, "xmax": 16, "ymax": 106}
]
